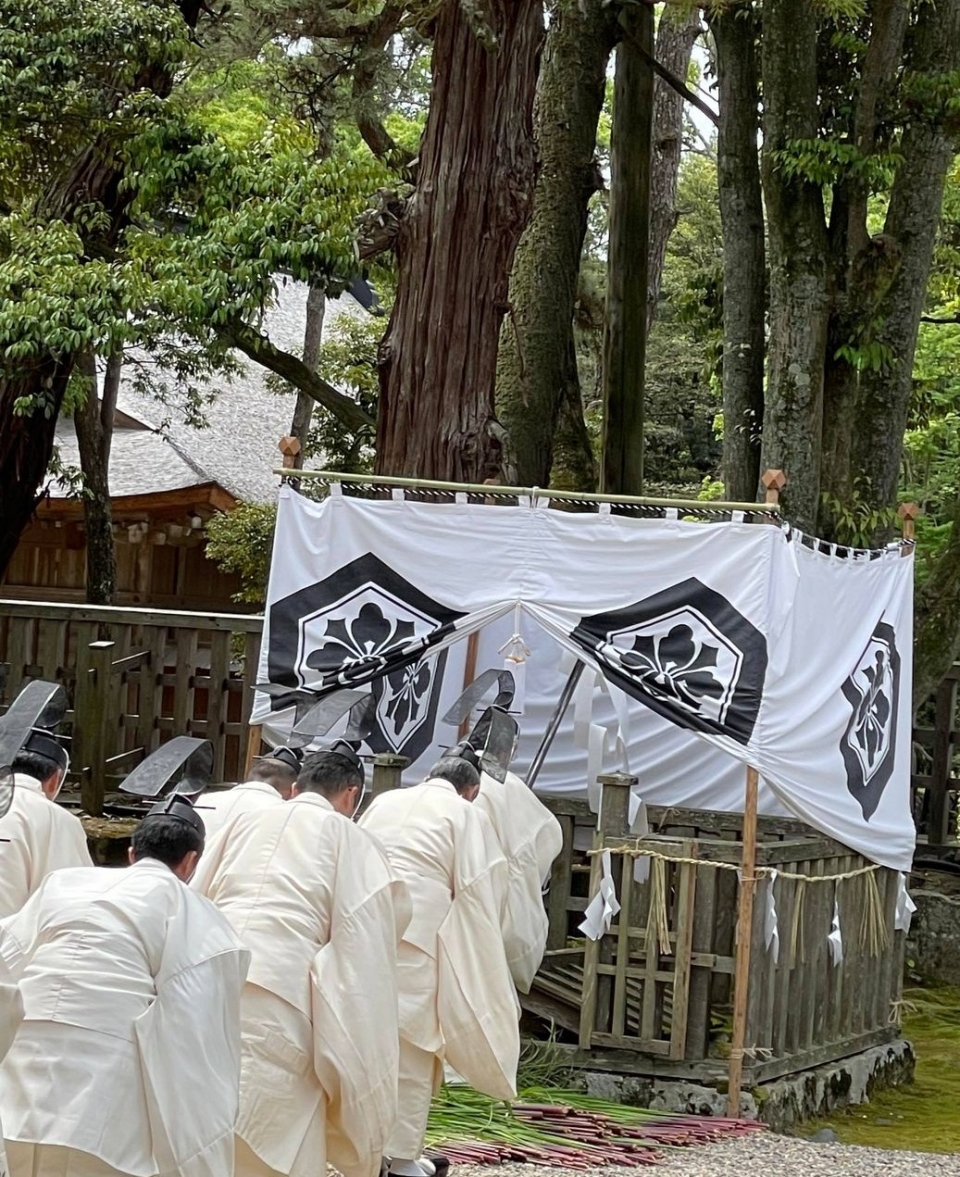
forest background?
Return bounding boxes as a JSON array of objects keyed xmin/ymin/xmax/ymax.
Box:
[{"xmin": 1, "ymin": 0, "xmax": 960, "ymax": 715}]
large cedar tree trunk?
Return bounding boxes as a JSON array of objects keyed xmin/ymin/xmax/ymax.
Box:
[
  {"xmin": 758, "ymin": 0, "xmax": 830, "ymax": 531},
  {"xmin": 0, "ymin": 2, "xmax": 200, "ymax": 581},
  {"xmin": 709, "ymin": 2, "xmax": 765, "ymax": 503},
  {"xmin": 495, "ymin": 0, "xmax": 617, "ymax": 489},
  {"xmin": 74, "ymin": 353, "xmax": 121, "ymax": 605},
  {"xmin": 375, "ymin": 0, "xmax": 542, "ymax": 481}
]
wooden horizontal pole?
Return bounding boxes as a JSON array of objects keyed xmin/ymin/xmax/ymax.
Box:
[
  {"xmin": 0, "ymin": 599, "xmax": 264, "ymax": 632},
  {"xmin": 274, "ymin": 469, "xmax": 779, "ymax": 515}
]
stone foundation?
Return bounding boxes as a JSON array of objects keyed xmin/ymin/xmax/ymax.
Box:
[{"xmin": 582, "ymin": 1039, "xmax": 915, "ymax": 1131}]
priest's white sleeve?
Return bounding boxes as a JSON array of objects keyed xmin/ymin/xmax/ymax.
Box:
[
  {"xmin": 437, "ymin": 811, "xmax": 520, "ymax": 1100},
  {"xmin": 310, "ymin": 830, "xmax": 404, "ymax": 1177}
]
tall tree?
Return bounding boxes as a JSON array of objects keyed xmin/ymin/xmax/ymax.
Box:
[
  {"xmin": 758, "ymin": 0, "xmax": 830, "ymax": 530},
  {"xmin": 708, "ymin": 1, "xmax": 765, "ymax": 502},
  {"xmin": 0, "ymin": 0, "xmax": 200, "ymax": 578},
  {"xmin": 601, "ymin": 1, "xmax": 655, "ymax": 495},
  {"xmin": 74, "ymin": 354, "xmax": 122, "ymax": 605},
  {"xmin": 375, "ymin": 0, "xmax": 543, "ymax": 481},
  {"xmin": 495, "ymin": 0, "xmax": 618, "ymax": 489},
  {"xmin": 647, "ymin": 3, "xmax": 702, "ymax": 331}
]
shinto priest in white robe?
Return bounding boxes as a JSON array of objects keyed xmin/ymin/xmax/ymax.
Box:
[
  {"xmin": 0, "ymin": 774, "xmax": 91, "ymax": 919},
  {"xmin": 0, "ymin": 859, "xmax": 249, "ymax": 1177},
  {"xmin": 193, "ymin": 780, "xmax": 283, "ymax": 842},
  {"xmin": 191, "ymin": 793, "xmax": 408, "ymax": 1177},
  {"xmin": 476, "ymin": 770, "xmax": 563, "ymax": 993},
  {"xmin": 359, "ymin": 778, "xmax": 520, "ymax": 1161},
  {"xmin": 0, "ymin": 953, "xmax": 24, "ymax": 1177}
]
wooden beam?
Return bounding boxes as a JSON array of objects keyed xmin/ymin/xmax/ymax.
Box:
[{"xmin": 727, "ymin": 765, "xmax": 760, "ymax": 1116}]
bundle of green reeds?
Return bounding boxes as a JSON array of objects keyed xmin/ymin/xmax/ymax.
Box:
[{"xmin": 424, "ymin": 1084, "xmax": 763, "ymax": 1169}]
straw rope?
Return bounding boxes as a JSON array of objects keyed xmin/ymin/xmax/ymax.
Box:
[
  {"xmin": 645, "ymin": 856, "xmax": 673, "ymax": 957},
  {"xmin": 728, "ymin": 1046, "xmax": 774, "ymax": 1061},
  {"xmin": 589, "ymin": 844, "xmax": 891, "ymax": 959},
  {"xmin": 587, "ymin": 842, "xmax": 881, "ymax": 884}
]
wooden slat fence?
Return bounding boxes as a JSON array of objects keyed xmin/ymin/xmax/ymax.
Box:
[
  {"xmin": 528, "ymin": 780, "xmax": 906, "ymax": 1087},
  {"xmin": 912, "ymin": 663, "xmax": 960, "ymax": 849},
  {"xmin": 0, "ymin": 600, "xmax": 263, "ymax": 814}
]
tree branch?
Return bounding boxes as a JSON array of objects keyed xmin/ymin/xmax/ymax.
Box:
[
  {"xmin": 217, "ymin": 317, "xmax": 375, "ymax": 433},
  {"xmin": 920, "ymin": 314, "xmax": 960, "ymax": 324},
  {"xmin": 623, "ymin": 28, "xmax": 718, "ymax": 126}
]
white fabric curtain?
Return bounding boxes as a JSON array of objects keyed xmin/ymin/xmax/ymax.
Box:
[{"xmin": 255, "ymin": 488, "xmax": 915, "ymax": 871}]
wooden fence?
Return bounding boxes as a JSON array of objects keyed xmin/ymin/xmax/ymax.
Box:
[
  {"xmin": 0, "ymin": 600, "xmax": 263, "ymax": 814},
  {"xmin": 527, "ymin": 779, "xmax": 906, "ymax": 1087},
  {"xmin": 912, "ymin": 663, "xmax": 960, "ymax": 848}
]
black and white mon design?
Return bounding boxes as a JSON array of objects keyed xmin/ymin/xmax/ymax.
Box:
[
  {"xmin": 840, "ymin": 620, "xmax": 900, "ymax": 821},
  {"xmin": 570, "ymin": 577, "xmax": 767, "ymax": 746},
  {"xmin": 266, "ymin": 553, "xmax": 464, "ymax": 761}
]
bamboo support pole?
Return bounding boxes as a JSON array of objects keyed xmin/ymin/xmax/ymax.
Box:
[
  {"xmin": 274, "ymin": 469, "xmax": 780, "ymax": 516},
  {"xmin": 727, "ymin": 764, "xmax": 760, "ymax": 1116}
]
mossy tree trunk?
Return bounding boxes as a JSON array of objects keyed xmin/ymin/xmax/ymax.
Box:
[{"xmin": 494, "ymin": 0, "xmax": 616, "ymax": 490}]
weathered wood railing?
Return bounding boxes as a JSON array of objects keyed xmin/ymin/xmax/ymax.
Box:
[
  {"xmin": 0, "ymin": 600, "xmax": 263, "ymax": 814},
  {"xmin": 528, "ymin": 777, "xmax": 906, "ymax": 1087}
]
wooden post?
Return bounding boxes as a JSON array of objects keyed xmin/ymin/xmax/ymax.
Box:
[
  {"xmin": 458, "ymin": 632, "xmax": 480, "ymax": 740},
  {"xmin": 371, "ymin": 752, "xmax": 408, "ymax": 797},
  {"xmin": 761, "ymin": 468, "xmax": 786, "ymax": 508},
  {"xmin": 727, "ymin": 764, "xmax": 760, "ymax": 1116},
  {"xmin": 278, "ymin": 436, "xmax": 301, "ymax": 469},
  {"xmin": 243, "ymin": 725, "xmax": 263, "ymax": 779},
  {"xmin": 78, "ymin": 640, "xmax": 115, "ymax": 817},
  {"xmin": 898, "ymin": 502, "xmax": 920, "ymax": 554},
  {"xmin": 579, "ymin": 773, "xmax": 636, "ymax": 1049}
]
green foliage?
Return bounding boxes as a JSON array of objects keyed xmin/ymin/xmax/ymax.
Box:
[
  {"xmin": 820, "ymin": 483, "xmax": 899, "ymax": 549},
  {"xmin": 772, "ymin": 139, "xmax": 903, "ymax": 191},
  {"xmin": 306, "ymin": 313, "xmax": 381, "ymax": 471},
  {"xmin": 205, "ymin": 503, "xmax": 277, "ymax": 605}
]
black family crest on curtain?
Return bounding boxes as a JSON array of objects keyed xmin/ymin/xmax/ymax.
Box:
[
  {"xmin": 570, "ymin": 577, "xmax": 767, "ymax": 746},
  {"xmin": 266, "ymin": 553, "xmax": 465, "ymax": 762},
  {"xmin": 840, "ymin": 620, "xmax": 900, "ymax": 821}
]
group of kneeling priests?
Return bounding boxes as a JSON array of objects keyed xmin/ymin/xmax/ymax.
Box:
[{"xmin": 0, "ymin": 685, "xmax": 563, "ymax": 1177}]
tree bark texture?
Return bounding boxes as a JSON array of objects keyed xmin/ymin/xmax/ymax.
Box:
[
  {"xmin": 758, "ymin": 0, "xmax": 830, "ymax": 532},
  {"xmin": 819, "ymin": 0, "xmax": 909, "ymax": 528},
  {"xmin": 914, "ymin": 498, "xmax": 960, "ymax": 715},
  {"xmin": 709, "ymin": 1, "xmax": 765, "ymax": 504},
  {"xmin": 495, "ymin": 0, "xmax": 617, "ymax": 489},
  {"xmin": 647, "ymin": 2, "xmax": 701, "ymax": 332},
  {"xmin": 375, "ymin": 0, "xmax": 542, "ymax": 481},
  {"xmin": 289, "ymin": 283, "xmax": 327, "ymax": 468},
  {"xmin": 74, "ymin": 353, "xmax": 120, "ymax": 605},
  {"xmin": 0, "ymin": 0, "xmax": 202, "ymax": 583},
  {"xmin": 601, "ymin": 3, "xmax": 655, "ymax": 496},
  {"xmin": 851, "ymin": 0, "xmax": 960, "ymax": 525}
]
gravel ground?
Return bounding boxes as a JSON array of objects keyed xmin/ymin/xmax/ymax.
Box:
[{"xmin": 453, "ymin": 1133, "xmax": 960, "ymax": 1177}]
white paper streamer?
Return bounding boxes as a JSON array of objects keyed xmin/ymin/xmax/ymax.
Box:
[
  {"xmin": 894, "ymin": 872, "xmax": 917, "ymax": 933},
  {"xmin": 764, "ymin": 870, "xmax": 780, "ymax": 964},
  {"xmin": 828, "ymin": 900, "xmax": 843, "ymax": 966},
  {"xmin": 586, "ymin": 722, "xmax": 606, "ymax": 813},
  {"xmin": 579, "ymin": 849, "xmax": 621, "ymax": 941},
  {"xmin": 628, "ymin": 787, "xmax": 650, "ymax": 883}
]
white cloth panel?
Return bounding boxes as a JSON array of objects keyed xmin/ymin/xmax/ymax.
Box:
[{"xmin": 256, "ymin": 490, "xmax": 915, "ymax": 870}]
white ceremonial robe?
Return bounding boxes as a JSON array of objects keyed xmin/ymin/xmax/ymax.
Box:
[
  {"xmin": 191, "ymin": 793, "xmax": 407, "ymax": 1177},
  {"xmin": 193, "ymin": 781, "xmax": 283, "ymax": 842},
  {"xmin": 0, "ymin": 775, "xmax": 91, "ymax": 919},
  {"xmin": 0, "ymin": 859, "xmax": 249, "ymax": 1177},
  {"xmin": 0, "ymin": 955, "xmax": 24, "ymax": 1177},
  {"xmin": 360, "ymin": 779, "xmax": 520, "ymax": 1159},
  {"xmin": 476, "ymin": 770, "xmax": 563, "ymax": 993}
]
